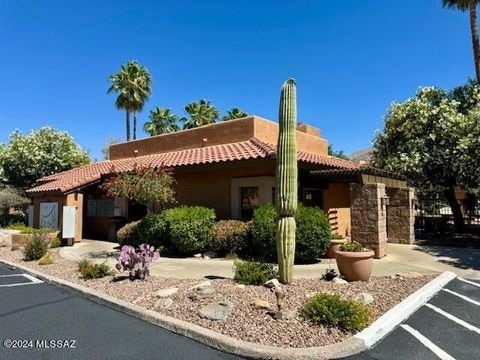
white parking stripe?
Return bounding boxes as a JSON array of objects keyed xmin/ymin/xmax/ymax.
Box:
[
  {"xmin": 425, "ymin": 303, "xmax": 480, "ymax": 335},
  {"xmin": 443, "ymin": 288, "xmax": 480, "ymax": 306},
  {"xmin": 458, "ymin": 277, "xmax": 480, "ymax": 288},
  {"xmin": 0, "ymin": 273, "xmax": 43, "ymax": 288},
  {"xmin": 400, "ymin": 324, "xmax": 455, "ymax": 360}
]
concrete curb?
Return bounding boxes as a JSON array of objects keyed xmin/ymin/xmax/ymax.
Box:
[
  {"xmin": 0, "ymin": 258, "xmax": 455, "ymax": 360},
  {"xmin": 355, "ymin": 271, "xmax": 457, "ymax": 348}
]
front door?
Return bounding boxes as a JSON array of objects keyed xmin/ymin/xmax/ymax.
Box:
[{"xmin": 303, "ymin": 189, "xmax": 323, "ymax": 208}]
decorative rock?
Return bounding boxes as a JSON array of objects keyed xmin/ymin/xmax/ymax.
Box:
[
  {"xmin": 264, "ymin": 279, "xmax": 281, "ymax": 288},
  {"xmin": 188, "ymin": 280, "xmax": 212, "ymax": 290},
  {"xmin": 235, "ymin": 284, "xmax": 245, "ymax": 289},
  {"xmin": 0, "ymin": 230, "xmax": 12, "ymax": 247},
  {"xmin": 198, "ymin": 300, "xmax": 233, "ymax": 320},
  {"xmin": 132, "ymin": 296, "xmax": 145, "ymax": 304},
  {"xmin": 253, "ymin": 299, "xmax": 272, "ymax": 310},
  {"xmin": 155, "ymin": 287, "xmax": 179, "ymax": 298},
  {"xmin": 203, "ymin": 251, "xmax": 218, "ymax": 259},
  {"xmin": 354, "ymin": 292, "xmax": 375, "ymax": 305},
  {"xmin": 154, "ymin": 298, "xmax": 173, "ymax": 309},
  {"xmin": 194, "ymin": 253, "xmax": 202, "ymax": 258},
  {"xmin": 400, "ymin": 272, "xmax": 423, "ymax": 279},
  {"xmin": 189, "ymin": 286, "xmax": 214, "ymax": 300},
  {"xmin": 332, "ymin": 277, "xmax": 348, "ymax": 284}
]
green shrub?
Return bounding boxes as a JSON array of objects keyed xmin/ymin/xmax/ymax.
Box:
[
  {"xmin": 340, "ymin": 241, "xmax": 369, "ymax": 252},
  {"xmin": 78, "ymin": 260, "xmax": 112, "ymax": 280},
  {"xmin": 295, "ymin": 205, "xmax": 331, "ymax": 263},
  {"xmin": 23, "ymin": 233, "xmax": 48, "ymax": 261},
  {"xmin": 250, "ymin": 203, "xmax": 332, "ymax": 263},
  {"xmin": 250, "ymin": 204, "xmax": 278, "ymax": 260},
  {"xmin": 49, "ymin": 237, "xmax": 62, "ymax": 248},
  {"xmin": 331, "ymin": 232, "xmax": 344, "ymax": 240},
  {"xmin": 0, "ymin": 213, "xmax": 27, "ymax": 227},
  {"xmin": 233, "ymin": 260, "xmax": 277, "ymax": 285},
  {"xmin": 300, "ymin": 293, "xmax": 374, "ymax": 331},
  {"xmin": 38, "ymin": 254, "xmax": 54, "ymax": 265},
  {"xmin": 137, "ymin": 214, "xmax": 168, "ymax": 249},
  {"xmin": 116, "ymin": 220, "xmax": 141, "ymax": 247},
  {"xmin": 210, "ymin": 220, "xmax": 250, "ymax": 255},
  {"xmin": 6, "ymin": 223, "xmax": 56, "ymax": 234},
  {"xmin": 164, "ymin": 206, "xmax": 215, "ymax": 254}
]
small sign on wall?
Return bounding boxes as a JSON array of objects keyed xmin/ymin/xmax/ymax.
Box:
[
  {"xmin": 62, "ymin": 206, "xmax": 77, "ymax": 239},
  {"xmin": 40, "ymin": 202, "xmax": 58, "ymax": 229}
]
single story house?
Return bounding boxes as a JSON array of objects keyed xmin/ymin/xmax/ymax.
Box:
[{"xmin": 26, "ymin": 116, "xmax": 415, "ymax": 258}]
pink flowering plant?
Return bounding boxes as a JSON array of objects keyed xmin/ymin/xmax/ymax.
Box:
[{"xmin": 116, "ymin": 244, "xmax": 160, "ymax": 280}]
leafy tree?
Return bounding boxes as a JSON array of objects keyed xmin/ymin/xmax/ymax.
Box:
[
  {"xmin": 0, "ymin": 186, "xmax": 30, "ymax": 213},
  {"xmin": 442, "ymin": 0, "xmax": 480, "ymax": 80},
  {"xmin": 181, "ymin": 100, "xmax": 219, "ymax": 129},
  {"xmin": 102, "ymin": 165, "xmax": 176, "ymax": 214},
  {"xmin": 100, "ymin": 136, "xmax": 120, "ymax": 160},
  {"xmin": 328, "ymin": 144, "xmax": 349, "ymax": 160},
  {"xmin": 143, "ymin": 107, "xmax": 180, "ymax": 136},
  {"xmin": 373, "ymin": 85, "xmax": 480, "ymax": 231},
  {"xmin": 0, "ymin": 127, "xmax": 90, "ymax": 190},
  {"xmin": 221, "ymin": 107, "xmax": 248, "ymax": 121},
  {"xmin": 108, "ymin": 61, "xmax": 152, "ymax": 141}
]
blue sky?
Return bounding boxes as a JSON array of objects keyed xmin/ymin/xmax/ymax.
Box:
[{"xmin": 0, "ymin": 0, "xmax": 474, "ymax": 160}]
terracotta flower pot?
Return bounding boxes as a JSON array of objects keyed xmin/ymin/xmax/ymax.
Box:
[
  {"xmin": 326, "ymin": 239, "xmax": 347, "ymax": 258},
  {"xmin": 335, "ymin": 250, "xmax": 375, "ymax": 281}
]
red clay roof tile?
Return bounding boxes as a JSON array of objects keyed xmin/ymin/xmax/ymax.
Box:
[{"xmin": 26, "ymin": 138, "xmax": 360, "ymax": 194}]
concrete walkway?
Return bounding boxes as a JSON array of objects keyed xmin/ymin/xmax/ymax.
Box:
[{"xmin": 60, "ymin": 240, "xmax": 480, "ymax": 280}]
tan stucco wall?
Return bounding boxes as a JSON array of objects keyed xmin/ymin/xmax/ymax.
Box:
[
  {"xmin": 322, "ymin": 183, "xmax": 351, "ymax": 237},
  {"xmin": 32, "ymin": 193, "xmax": 83, "ymax": 243},
  {"xmin": 109, "ymin": 116, "xmax": 329, "ymax": 160},
  {"xmin": 174, "ymin": 161, "xmax": 276, "ymax": 219}
]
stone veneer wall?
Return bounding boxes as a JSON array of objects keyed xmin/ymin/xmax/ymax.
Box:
[
  {"xmin": 386, "ymin": 187, "xmax": 415, "ymax": 245},
  {"xmin": 350, "ymin": 183, "xmax": 387, "ymax": 258}
]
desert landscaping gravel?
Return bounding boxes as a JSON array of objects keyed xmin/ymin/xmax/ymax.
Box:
[{"xmin": 0, "ymin": 247, "xmax": 435, "ymax": 348}]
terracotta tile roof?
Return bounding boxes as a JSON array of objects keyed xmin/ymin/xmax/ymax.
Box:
[{"xmin": 26, "ymin": 138, "xmax": 360, "ymax": 194}]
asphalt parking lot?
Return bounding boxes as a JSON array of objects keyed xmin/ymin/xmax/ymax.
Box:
[
  {"xmin": 0, "ymin": 264, "xmax": 240, "ymax": 360},
  {"xmin": 2, "ymin": 262, "xmax": 480, "ymax": 360},
  {"xmin": 342, "ymin": 277, "xmax": 480, "ymax": 360}
]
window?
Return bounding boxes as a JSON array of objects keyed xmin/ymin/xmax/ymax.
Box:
[
  {"xmin": 87, "ymin": 199, "xmax": 115, "ymax": 218},
  {"xmin": 240, "ymin": 187, "xmax": 260, "ymax": 219}
]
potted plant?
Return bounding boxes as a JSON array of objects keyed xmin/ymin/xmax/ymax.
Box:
[
  {"xmin": 335, "ymin": 241, "xmax": 374, "ymax": 281},
  {"xmin": 325, "ymin": 233, "xmax": 347, "ymax": 258}
]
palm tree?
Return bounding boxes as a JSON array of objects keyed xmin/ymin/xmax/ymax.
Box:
[
  {"xmin": 108, "ymin": 61, "xmax": 152, "ymax": 141},
  {"xmin": 442, "ymin": 0, "xmax": 480, "ymax": 80},
  {"xmin": 221, "ymin": 107, "xmax": 248, "ymax": 121},
  {"xmin": 143, "ymin": 107, "xmax": 180, "ymax": 136},
  {"xmin": 180, "ymin": 100, "xmax": 219, "ymax": 129}
]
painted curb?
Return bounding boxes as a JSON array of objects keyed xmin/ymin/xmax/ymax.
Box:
[
  {"xmin": 0, "ymin": 258, "xmax": 455, "ymax": 360},
  {"xmin": 355, "ymin": 271, "xmax": 457, "ymax": 348}
]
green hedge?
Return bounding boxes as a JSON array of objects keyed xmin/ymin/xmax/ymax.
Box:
[
  {"xmin": 137, "ymin": 214, "xmax": 168, "ymax": 250},
  {"xmin": 163, "ymin": 206, "xmax": 216, "ymax": 254},
  {"xmin": 295, "ymin": 205, "xmax": 331, "ymax": 263},
  {"xmin": 251, "ymin": 204, "xmax": 278, "ymax": 260},
  {"xmin": 250, "ymin": 203, "xmax": 331, "ymax": 263},
  {"xmin": 210, "ymin": 220, "xmax": 250, "ymax": 255},
  {"xmin": 116, "ymin": 221, "xmax": 141, "ymax": 247}
]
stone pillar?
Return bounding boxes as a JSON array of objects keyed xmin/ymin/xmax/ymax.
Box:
[
  {"xmin": 386, "ymin": 187, "xmax": 415, "ymax": 245},
  {"xmin": 350, "ymin": 183, "xmax": 387, "ymax": 258}
]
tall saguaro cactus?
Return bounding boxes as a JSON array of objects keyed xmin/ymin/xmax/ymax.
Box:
[{"xmin": 275, "ymin": 78, "xmax": 298, "ymax": 284}]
